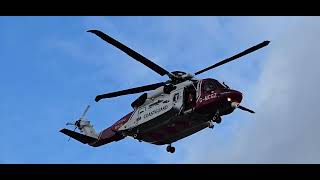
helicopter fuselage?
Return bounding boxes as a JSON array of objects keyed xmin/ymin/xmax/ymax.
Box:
[{"xmin": 89, "ymin": 78, "xmax": 242, "ymax": 147}]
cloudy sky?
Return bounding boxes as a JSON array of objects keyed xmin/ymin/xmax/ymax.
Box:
[{"xmin": 1, "ymin": 16, "xmax": 319, "ymax": 163}]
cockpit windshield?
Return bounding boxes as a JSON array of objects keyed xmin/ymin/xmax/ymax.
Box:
[{"xmin": 203, "ymin": 79, "xmax": 226, "ymax": 92}]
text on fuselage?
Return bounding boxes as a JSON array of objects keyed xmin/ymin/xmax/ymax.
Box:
[
  {"xmin": 199, "ymin": 93, "xmax": 217, "ymax": 103},
  {"xmin": 143, "ymin": 105, "xmax": 168, "ymax": 119}
]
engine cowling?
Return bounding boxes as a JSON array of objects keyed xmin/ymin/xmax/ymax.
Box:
[
  {"xmin": 131, "ymin": 84, "xmax": 177, "ymax": 109},
  {"xmin": 163, "ymin": 84, "xmax": 176, "ymax": 94},
  {"xmin": 131, "ymin": 93, "xmax": 148, "ymax": 109}
]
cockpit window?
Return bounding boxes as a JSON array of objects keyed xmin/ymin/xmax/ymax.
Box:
[{"xmin": 203, "ymin": 79, "xmax": 225, "ymax": 92}]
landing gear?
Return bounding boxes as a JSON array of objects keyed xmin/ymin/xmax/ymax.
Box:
[
  {"xmin": 133, "ymin": 134, "xmax": 142, "ymax": 142},
  {"xmin": 133, "ymin": 129, "xmax": 140, "ymax": 139},
  {"xmin": 133, "ymin": 134, "xmax": 138, "ymax": 138},
  {"xmin": 215, "ymin": 116, "xmax": 222, "ymax": 124},
  {"xmin": 212, "ymin": 110, "xmax": 222, "ymax": 124},
  {"xmin": 166, "ymin": 144, "xmax": 175, "ymax": 153},
  {"xmin": 208, "ymin": 121, "xmax": 214, "ymax": 129}
]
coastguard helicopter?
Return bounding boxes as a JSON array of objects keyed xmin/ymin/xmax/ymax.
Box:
[{"xmin": 60, "ymin": 29, "xmax": 270, "ymax": 153}]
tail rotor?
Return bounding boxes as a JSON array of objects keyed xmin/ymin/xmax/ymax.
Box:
[{"xmin": 65, "ymin": 105, "xmax": 91, "ymax": 141}]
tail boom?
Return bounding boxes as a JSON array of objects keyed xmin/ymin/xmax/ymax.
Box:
[
  {"xmin": 60, "ymin": 126, "xmax": 125, "ymax": 147},
  {"xmin": 90, "ymin": 127, "xmax": 125, "ymax": 147}
]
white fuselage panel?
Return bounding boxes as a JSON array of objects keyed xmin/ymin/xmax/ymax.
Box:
[{"xmin": 118, "ymin": 81, "xmax": 194, "ymax": 131}]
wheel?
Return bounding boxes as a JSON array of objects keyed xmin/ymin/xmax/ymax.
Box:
[
  {"xmin": 169, "ymin": 146, "xmax": 175, "ymax": 153},
  {"xmin": 166, "ymin": 145, "xmax": 175, "ymax": 153},
  {"xmin": 166, "ymin": 145, "xmax": 171, "ymax": 152},
  {"xmin": 215, "ymin": 117, "xmax": 222, "ymax": 124}
]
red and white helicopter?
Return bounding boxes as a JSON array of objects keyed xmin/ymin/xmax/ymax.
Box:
[{"xmin": 60, "ymin": 30, "xmax": 270, "ymax": 153}]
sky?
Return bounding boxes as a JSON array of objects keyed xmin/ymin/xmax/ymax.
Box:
[{"xmin": 1, "ymin": 16, "xmax": 320, "ymax": 164}]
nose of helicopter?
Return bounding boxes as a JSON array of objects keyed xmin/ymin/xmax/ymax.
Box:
[{"xmin": 226, "ymin": 90, "xmax": 243, "ymax": 103}]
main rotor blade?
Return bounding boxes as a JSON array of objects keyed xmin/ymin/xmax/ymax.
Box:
[
  {"xmin": 87, "ymin": 30, "xmax": 170, "ymax": 77},
  {"xmin": 238, "ymin": 105, "xmax": 255, "ymax": 113},
  {"xmin": 95, "ymin": 82, "xmax": 165, "ymax": 102},
  {"xmin": 194, "ymin": 41, "xmax": 270, "ymax": 75}
]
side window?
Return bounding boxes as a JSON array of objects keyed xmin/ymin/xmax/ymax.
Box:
[
  {"xmin": 203, "ymin": 81, "xmax": 217, "ymax": 92},
  {"xmin": 184, "ymin": 85, "xmax": 196, "ymax": 110},
  {"xmin": 173, "ymin": 93, "xmax": 179, "ymax": 102}
]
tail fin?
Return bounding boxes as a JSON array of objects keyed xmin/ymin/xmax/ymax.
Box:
[
  {"xmin": 61, "ymin": 105, "xmax": 99, "ymax": 142},
  {"xmin": 61, "ymin": 119, "xmax": 99, "ymax": 143},
  {"xmin": 60, "ymin": 128, "xmax": 97, "ymax": 144},
  {"xmin": 61, "ymin": 105, "xmax": 126, "ymax": 147},
  {"xmin": 76, "ymin": 119, "xmax": 99, "ymax": 139}
]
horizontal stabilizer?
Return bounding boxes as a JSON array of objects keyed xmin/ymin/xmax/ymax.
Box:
[{"xmin": 60, "ymin": 128, "xmax": 97, "ymax": 144}]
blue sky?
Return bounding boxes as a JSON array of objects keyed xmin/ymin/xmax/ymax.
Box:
[{"xmin": 2, "ymin": 16, "xmax": 318, "ymax": 164}]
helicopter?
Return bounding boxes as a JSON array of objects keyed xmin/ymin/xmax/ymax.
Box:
[{"xmin": 60, "ymin": 29, "xmax": 270, "ymax": 153}]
